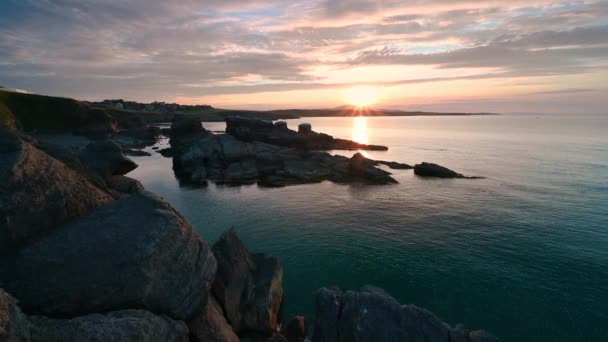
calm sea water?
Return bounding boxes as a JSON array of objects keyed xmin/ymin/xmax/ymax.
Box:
[{"xmin": 128, "ymin": 114, "xmax": 608, "ymax": 342}]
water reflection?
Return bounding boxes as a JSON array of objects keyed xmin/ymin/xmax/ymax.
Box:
[{"xmin": 352, "ymin": 116, "xmax": 369, "ymax": 145}]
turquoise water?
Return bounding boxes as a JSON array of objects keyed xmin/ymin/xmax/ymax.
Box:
[{"xmin": 128, "ymin": 114, "xmax": 608, "ymax": 342}]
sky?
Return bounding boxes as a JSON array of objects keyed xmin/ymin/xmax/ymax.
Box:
[{"xmin": 1, "ymin": 0, "xmax": 607, "ymax": 113}]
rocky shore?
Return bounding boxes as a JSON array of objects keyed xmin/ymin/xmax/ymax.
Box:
[
  {"xmin": 169, "ymin": 116, "xmax": 399, "ymax": 186},
  {"xmin": 1, "ymin": 100, "xmax": 494, "ymax": 341}
]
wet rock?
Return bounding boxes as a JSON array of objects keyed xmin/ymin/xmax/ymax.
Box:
[
  {"xmin": 312, "ymin": 286, "xmax": 499, "ymax": 342},
  {"xmin": 29, "ymin": 310, "xmax": 188, "ymax": 342},
  {"xmin": 158, "ymin": 147, "xmax": 173, "ymax": 157},
  {"xmin": 0, "ymin": 128, "xmax": 113, "ymax": 252},
  {"xmin": 0, "ymin": 191, "xmax": 217, "ymax": 320},
  {"xmin": 78, "ymin": 140, "xmax": 138, "ymax": 178},
  {"xmin": 0, "ymin": 289, "xmax": 30, "ymax": 342},
  {"xmin": 281, "ymin": 316, "xmax": 306, "ymax": 342},
  {"xmin": 375, "ymin": 160, "xmax": 413, "ymax": 169},
  {"xmin": 212, "ymin": 229, "xmax": 283, "ymax": 335},
  {"xmin": 188, "ymin": 296, "xmax": 239, "ymax": 342},
  {"xmin": 414, "ymin": 162, "xmax": 482, "ymax": 179}
]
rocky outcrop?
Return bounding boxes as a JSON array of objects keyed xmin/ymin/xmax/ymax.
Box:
[
  {"xmin": 281, "ymin": 316, "xmax": 306, "ymax": 342},
  {"xmin": 29, "ymin": 310, "xmax": 188, "ymax": 342},
  {"xmin": 169, "ymin": 117, "xmax": 397, "ymax": 186},
  {"xmin": 106, "ymin": 175, "xmax": 144, "ymax": 193},
  {"xmin": 188, "ymin": 297, "xmax": 239, "ymax": 342},
  {"xmin": 0, "ymin": 128, "xmax": 114, "ymax": 252},
  {"xmin": 78, "ymin": 140, "xmax": 138, "ymax": 178},
  {"xmin": 212, "ymin": 229, "xmax": 283, "ymax": 335},
  {"xmin": 0, "ymin": 289, "xmax": 30, "ymax": 342},
  {"xmin": 312, "ymin": 286, "xmax": 499, "ymax": 342},
  {"xmin": 226, "ymin": 116, "xmax": 388, "ymax": 151},
  {"xmin": 0, "ymin": 191, "xmax": 217, "ymax": 320},
  {"xmin": 414, "ymin": 162, "xmax": 482, "ymax": 179}
]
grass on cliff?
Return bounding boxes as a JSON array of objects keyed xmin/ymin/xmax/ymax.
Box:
[{"xmin": 0, "ymin": 90, "xmax": 112, "ymax": 132}]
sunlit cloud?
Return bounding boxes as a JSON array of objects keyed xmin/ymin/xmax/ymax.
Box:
[{"xmin": 0, "ymin": 0, "xmax": 607, "ymax": 113}]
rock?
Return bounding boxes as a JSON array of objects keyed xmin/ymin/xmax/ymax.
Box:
[
  {"xmin": 298, "ymin": 123, "xmax": 312, "ymax": 134},
  {"xmin": 170, "ymin": 117, "xmax": 397, "ymax": 186},
  {"xmin": 0, "ymin": 128, "xmax": 114, "ymax": 253},
  {"xmin": 281, "ymin": 316, "xmax": 306, "ymax": 342},
  {"xmin": 158, "ymin": 147, "xmax": 173, "ymax": 157},
  {"xmin": 79, "ymin": 140, "xmax": 138, "ymax": 178},
  {"xmin": 413, "ymin": 162, "xmax": 462, "ymax": 178},
  {"xmin": 226, "ymin": 116, "xmax": 387, "ymax": 151},
  {"xmin": 349, "ymin": 153, "xmax": 397, "ymax": 184},
  {"xmin": 375, "ymin": 160, "xmax": 413, "ymax": 170},
  {"xmin": 106, "ymin": 175, "xmax": 144, "ymax": 193},
  {"xmin": 312, "ymin": 287, "xmax": 343, "ymax": 342},
  {"xmin": 0, "ymin": 289, "xmax": 30, "ymax": 342},
  {"xmin": 0, "ymin": 191, "xmax": 217, "ymax": 320},
  {"xmin": 29, "ymin": 310, "xmax": 188, "ymax": 342},
  {"xmin": 469, "ymin": 330, "xmax": 501, "ymax": 342},
  {"xmin": 312, "ymin": 286, "xmax": 499, "ymax": 342},
  {"xmin": 267, "ymin": 334, "xmax": 289, "ymax": 342},
  {"xmin": 188, "ymin": 297, "xmax": 239, "ymax": 342},
  {"xmin": 212, "ymin": 229, "xmax": 283, "ymax": 334},
  {"xmin": 124, "ymin": 148, "xmax": 151, "ymax": 157}
]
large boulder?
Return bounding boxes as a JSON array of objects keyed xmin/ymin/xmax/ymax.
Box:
[
  {"xmin": 0, "ymin": 191, "xmax": 217, "ymax": 320},
  {"xmin": 78, "ymin": 140, "xmax": 138, "ymax": 178},
  {"xmin": 212, "ymin": 229, "xmax": 283, "ymax": 334},
  {"xmin": 0, "ymin": 289, "xmax": 30, "ymax": 342},
  {"xmin": 188, "ymin": 296, "xmax": 239, "ymax": 342},
  {"xmin": 312, "ymin": 286, "xmax": 499, "ymax": 342},
  {"xmin": 0, "ymin": 128, "xmax": 114, "ymax": 253},
  {"xmin": 29, "ymin": 310, "xmax": 188, "ymax": 342},
  {"xmin": 281, "ymin": 316, "xmax": 306, "ymax": 342}
]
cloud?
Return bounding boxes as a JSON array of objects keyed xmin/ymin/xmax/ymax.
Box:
[{"xmin": 0, "ymin": 0, "xmax": 606, "ymax": 110}]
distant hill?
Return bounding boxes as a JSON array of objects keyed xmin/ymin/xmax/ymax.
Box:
[{"xmin": 0, "ymin": 91, "xmax": 498, "ymax": 132}]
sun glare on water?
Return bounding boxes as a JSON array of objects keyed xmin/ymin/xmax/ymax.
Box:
[{"xmin": 344, "ymin": 86, "xmax": 381, "ymax": 107}]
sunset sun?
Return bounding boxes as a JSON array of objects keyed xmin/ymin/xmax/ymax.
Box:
[{"xmin": 344, "ymin": 86, "xmax": 381, "ymax": 107}]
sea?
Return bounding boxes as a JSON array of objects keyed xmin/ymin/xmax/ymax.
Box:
[{"xmin": 127, "ymin": 113, "xmax": 608, "ymax": 342}]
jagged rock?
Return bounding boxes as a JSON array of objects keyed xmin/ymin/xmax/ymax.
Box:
[
  {"xmin": 78, "ymin": 140, "xmax": 138, "ymax": 178},
  {"xmin": 170, "ymin": 117, "xmax": 398, "ymax": 186},
  {"xmin": 212, "ymin": 229, "xmax": 283, "ymax": 335},
  {"xmin": 0, "ymin": 191, "xmax": 217, "ymax": 320},
  {"xmin": 0, "ymin": 289, "xmax": 30, "ymax": 342},
  {"xmin": 312, "ymin": 287, "xmax": 343, "ymax": 342},
  {"xmin": 226, "ymin": 116, "xmax": 387, "ymax": 151},
  {"xmin": 375, "ymin": 160, "xmax": 413, "ymax": 170},
  {"xmin": 0, "ymin": 128, "xmax": 114, "ymax": 252},
  {"xmin": 29, "ymin": 310, "xmax": 188, "ymax": 342},
  {"xmin": 312, "ymin": 286, "xmax": 499, "ymax": 342},
  {"xmin": 188, "ymin": 297, "xmax": 239, "ymax": 342},
  {"xmin": 281, "ymin": 316, "xmax": 306, "ymax": 342}
]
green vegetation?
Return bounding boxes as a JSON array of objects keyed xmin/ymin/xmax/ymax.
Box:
[
  {"xmin": 0, "ymin": 90, "xmax": 115, "ymax": 132},
  {"xmin": 0, "ymin": 100, "xmax": 15, "ymax": 128}
]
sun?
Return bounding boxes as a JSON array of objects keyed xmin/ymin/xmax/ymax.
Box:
[{"xmin": 343, "ymin": 86, "xmax": 381, "ymax": 107}]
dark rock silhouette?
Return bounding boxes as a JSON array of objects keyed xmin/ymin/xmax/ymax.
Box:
[
  {"xmin": 414, "ymin": 162, "xmax": 482, "ymax": 179},
  {"xmin": 281, "ymin": 316, "xmax": 307, "ymax": 342},
  {"xmin": 312, "ymin": 286, "xmax": 499, "ymax": 342},
  {"xmin": 226, "ymin": 116, "xmax": 388, "ymax": 151}
]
